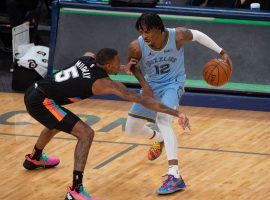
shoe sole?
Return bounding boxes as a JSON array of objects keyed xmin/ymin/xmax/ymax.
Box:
[
  {"xmin": 23, "ymin": 159, "xmax": 59, "ymax": 170},
  {"xmin": 156, "ymin": 186, "xmax": 186, "ymax": 195}
]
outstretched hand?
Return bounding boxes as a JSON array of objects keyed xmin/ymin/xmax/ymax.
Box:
[
  {"xmin": 120, "ymin": 58, "xmax": 138, "ymax": 75},
  {"xmin": 178, "ymin": 112, "xmax": 191, "ymax": 131}
]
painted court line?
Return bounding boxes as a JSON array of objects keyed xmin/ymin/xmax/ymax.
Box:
[
  {"xmin": 93, "ymin": 144, "xmax": 138, "ymax": 169},
  {"xmin": 0, "ymin": 132, "xmax": 269, "ymax": 157}
]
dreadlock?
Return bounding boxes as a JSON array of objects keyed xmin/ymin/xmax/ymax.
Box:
[{"xmin": 135, "ymin": 13, "xmax": 165, "ymax": 32}]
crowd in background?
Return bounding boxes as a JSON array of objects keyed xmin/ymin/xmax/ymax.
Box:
[{"xmin": 185, "ymin": 0, "xmax": 270, "ymax": 10}]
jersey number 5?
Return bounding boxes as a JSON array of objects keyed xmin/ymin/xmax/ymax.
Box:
[
  {"xmin": 154, "ymin": 64, "xmax": 170, "ymax": 75},
  {"xmin": 55, "ymin": 66, "xmax": 79, "ymax": 82}
]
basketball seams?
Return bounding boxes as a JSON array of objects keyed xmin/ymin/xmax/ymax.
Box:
[
  {"xmin": 206, "ymin": 66, "xmax": 218, "ymax": 86},
  {"xmin": 219, "ymin": 64, "xmax": 229, "ymax": 81}
]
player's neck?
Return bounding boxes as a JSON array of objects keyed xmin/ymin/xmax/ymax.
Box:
[
  {"xmin": 151, "ymin": 29, "xmax": 168, "ymax": 50},
  {"xmin": 96, "ymin": 63, "xmax": 108, "ymax": 73}
]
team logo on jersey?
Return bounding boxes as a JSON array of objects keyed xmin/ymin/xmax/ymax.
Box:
[{"xmin": 164, "ymin": 49, "xmax": 172, "ymax": 53}]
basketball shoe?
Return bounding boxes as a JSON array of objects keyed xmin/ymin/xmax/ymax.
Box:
[
  {"xmin": 23, "ymin": 153, "xmax": 60, "ymax": 170},
  {"xmin": 65, "ymin": 185, "xmax": 96, "ymax": 200},
  {"xmin": 156, "ymin": 174, "xmax": 186, "ymax": 195},
  {"xmin": 148, "ymin": 141, "xmax": 164, "ymax": 160}
]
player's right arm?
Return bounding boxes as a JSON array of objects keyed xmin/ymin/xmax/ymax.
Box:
[
  {"xmin": 126, "ymin": 40, "xmax": 153, "ymax": 97},
  {"xmin": 92, "ymin": 78, "xmax": 190, "ymax": 130}
]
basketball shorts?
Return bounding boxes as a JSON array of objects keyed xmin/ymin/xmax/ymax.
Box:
[
  {"xmin": 128, "ymin": 83, "xmax": 185, "ymax": 122},
  {"xmin": 24, "ymin": 83, "xmax": 80, "ymax": 133}
]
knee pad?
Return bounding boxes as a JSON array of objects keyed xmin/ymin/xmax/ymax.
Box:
[
  {"xmin": 156, "ymin": 112, "xmax": 173, "ymax": 126},
  {"xmin": 125, "ymin": 116, "xmax": 147, "ymax": 137}
]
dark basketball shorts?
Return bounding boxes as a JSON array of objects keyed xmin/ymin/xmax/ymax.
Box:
[{"xmin": 24, "ymin": 84, "xmax": 80, "ymax": 133}]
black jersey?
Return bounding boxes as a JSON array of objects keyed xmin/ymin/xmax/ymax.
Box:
[{"xmin": 36, "ymin": 56, "xmax": 108, "ymax": 105}]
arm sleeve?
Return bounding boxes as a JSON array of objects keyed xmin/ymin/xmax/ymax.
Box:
[{"xmin": 190, "ymin": 29, "xmax": 223, "ymax": 54}]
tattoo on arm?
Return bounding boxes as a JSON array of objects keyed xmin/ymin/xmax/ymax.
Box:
[{"xmin": 112, "ymin": 82, "xmax": 178, "ymax": 117}]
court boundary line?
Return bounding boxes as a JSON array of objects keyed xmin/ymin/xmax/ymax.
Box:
[{"xmin": 1, "ymin": 132, "xmax": 269, "ymax": 157}]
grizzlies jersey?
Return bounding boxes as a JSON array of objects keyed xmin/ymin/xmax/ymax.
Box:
[
  {"xmin": 37, "ymin": 56, "xmax": 108, "ymax": 105},
  {"xmin": 138, "ymin": 28, "xmax": 185, "ymax": 89}
]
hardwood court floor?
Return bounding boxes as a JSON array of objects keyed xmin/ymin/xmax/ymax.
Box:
[{"xmin": 0, "ymin": 92, "xmax": 269, "ymax": 200}]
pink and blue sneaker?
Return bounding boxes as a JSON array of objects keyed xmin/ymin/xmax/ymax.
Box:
[
  {"xmin": 65, "ymin": 185, "xmax": 96, "ymax": 200},
  {"xmin": 23, "ymin": 153, "xmax": 60, "ymax": 170},
  {"xmin": 156, "ymin": 174, "xmax": 186, "ymax": 195}
]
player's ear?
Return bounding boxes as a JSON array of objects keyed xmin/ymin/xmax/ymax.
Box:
[{"xmin": 106, "ymin": 63, "xmax": 112, "ymax": 72}]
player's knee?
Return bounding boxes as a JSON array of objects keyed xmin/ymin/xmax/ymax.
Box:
[
  {"xmin": 156, "ymin": 112, "xmax": 172, "ymax": 126},
  {"xmin": 78, "ymin": 126, "xmax": 95, "ymax": 143},
  {"xmin": 124, "ymin": 121, "xmax": 136, "ymax": 137},
  {"xmin": 124, "ymin": 116, "xmax": 145, "ymax": 137}
]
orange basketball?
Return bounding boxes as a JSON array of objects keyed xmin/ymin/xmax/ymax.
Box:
[{"xmin": 203, "ymin": 59, "xmax": 232, "ymax": 87}]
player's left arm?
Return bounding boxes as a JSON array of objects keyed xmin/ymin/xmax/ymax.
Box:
[{"xmin": 175, "ymin": 27, "xmax": 232, "ymax": 67}]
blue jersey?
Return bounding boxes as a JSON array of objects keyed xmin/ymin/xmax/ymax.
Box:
[{"xmin": 138, "ymin": 28, "xmax": 186, "ymax": 89}]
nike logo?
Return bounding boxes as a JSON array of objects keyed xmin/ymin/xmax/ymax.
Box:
[{"xmin": 66, "ymin": 193, "xmax": 73, "ymax": 200}]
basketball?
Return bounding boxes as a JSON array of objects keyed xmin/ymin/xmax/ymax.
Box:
[{"xmin": 203, "ymin": 58, "xmax": 232, "ymax": 87}]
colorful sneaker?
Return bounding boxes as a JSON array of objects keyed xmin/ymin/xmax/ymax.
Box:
[
  {"xmin": 65, "ymin": 185, "xmax": 96, "ymax": 200},
  {"xmin": 156, "ymin": 174, "xmax": 186, "ymax": 195},
  {"xmin": 23, "ymin": 153, "xmax": 60, "ymax": 170},
  {"xmin": 148, "ymin": 141, "xmax": 164, "ymax": 160}
]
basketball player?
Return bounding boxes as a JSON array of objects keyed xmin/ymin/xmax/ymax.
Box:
[
  {"xmin": 23, "ymin": 48, "xmax": 190, "ymax": 200},
  {"xmin": 124, "ymin": 13, "xmax": 232, "ymax": 194}
]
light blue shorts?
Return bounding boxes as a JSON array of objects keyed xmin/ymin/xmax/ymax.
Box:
[{"xmin": 128, "ymin": 83, "xmax": 185, "ymax": 122}]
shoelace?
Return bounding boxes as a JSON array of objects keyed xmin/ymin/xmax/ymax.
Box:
[
  {"xmin": 160, "ymin": 174, "xmax": 173, "ymax": 188},
  {"xmin": 150, "ymin": 141, "xmax": 161, "ymax": 153}
]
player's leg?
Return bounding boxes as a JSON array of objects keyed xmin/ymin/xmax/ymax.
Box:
[
  {"xmin": 125, "ymin": 103, "xmax": 164, "ymax": 160},
  {"xmin": 156, "ymin": 86, "xmax": 186, "ymax": 194},
  {"xmin": 66, "ymin": 119, "xmax": 96, "ymax": 200},
  {"xmin": 23, "ymin": 85, "xmax": 61, "ymax": 170},
  {"xmin": 23, "ymin": 128, "xmax": 61, "ymax": 170}
]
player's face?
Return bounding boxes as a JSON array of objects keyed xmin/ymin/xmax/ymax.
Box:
[
  {"xmin": 108, "ymin": 55, "xmax": 120, "ymax": 75},
  {"xmin": 139, "ymin": 26, "xmax": 162, "ymax": 47}
]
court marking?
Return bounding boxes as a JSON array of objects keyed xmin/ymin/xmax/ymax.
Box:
[
  {"xmin": 93, "ymin": 144, "xmax": 139, "ymax": 169},
  {"xmin": 1, "ymin": 132, "xmax": 269, "ymax": 157}
]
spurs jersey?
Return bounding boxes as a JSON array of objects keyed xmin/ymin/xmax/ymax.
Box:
[
  {"xmin": 37, "ymin": 56, "xmax": 108, "ymax": 104},
  {"xmin": 138, "ymin": 28, "xmax": 186, "ymax": 89}
]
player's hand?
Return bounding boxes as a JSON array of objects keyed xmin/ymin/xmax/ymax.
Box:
[
  {"xmin": 220, "ymin": 50, "xmax": 233, "ymax": 67},
  {"xmin": 120, "ymin": 65, "xmax": 132, "ymax": 75},
  {"xmin": 122, "ymin": 58, "xmax": 138, "ymax": 75},
  {"xmin": 178, "ymin": 112, "xmax": 191, "ymax": 131}
]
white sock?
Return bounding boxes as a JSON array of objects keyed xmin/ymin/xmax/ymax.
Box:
[{"xmin": 168, "ymin": 165, "xmax": 180, "ymax": 178}]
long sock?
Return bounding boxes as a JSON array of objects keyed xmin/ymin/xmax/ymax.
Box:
[
  {"xmin": 168, "ymin": 165, "xmax": 180, "ymax": 178},
  {"xmin": 30, "ymin": 145, "xmax": 43, "ymax": 160},
  {"xmin": 149, "ymin": 130, "xmax": 163, "ymax": 142},
  {"xmin": 125, "ymin": 116, "xmax": 163, "ymax": 140},
  {"xmin": 156, "ymin": 113, "xmax": 178, "ymax": 160},
  {"xmin": 72, "ymin": 170, "xmax": 84, "ymax": 191}
]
